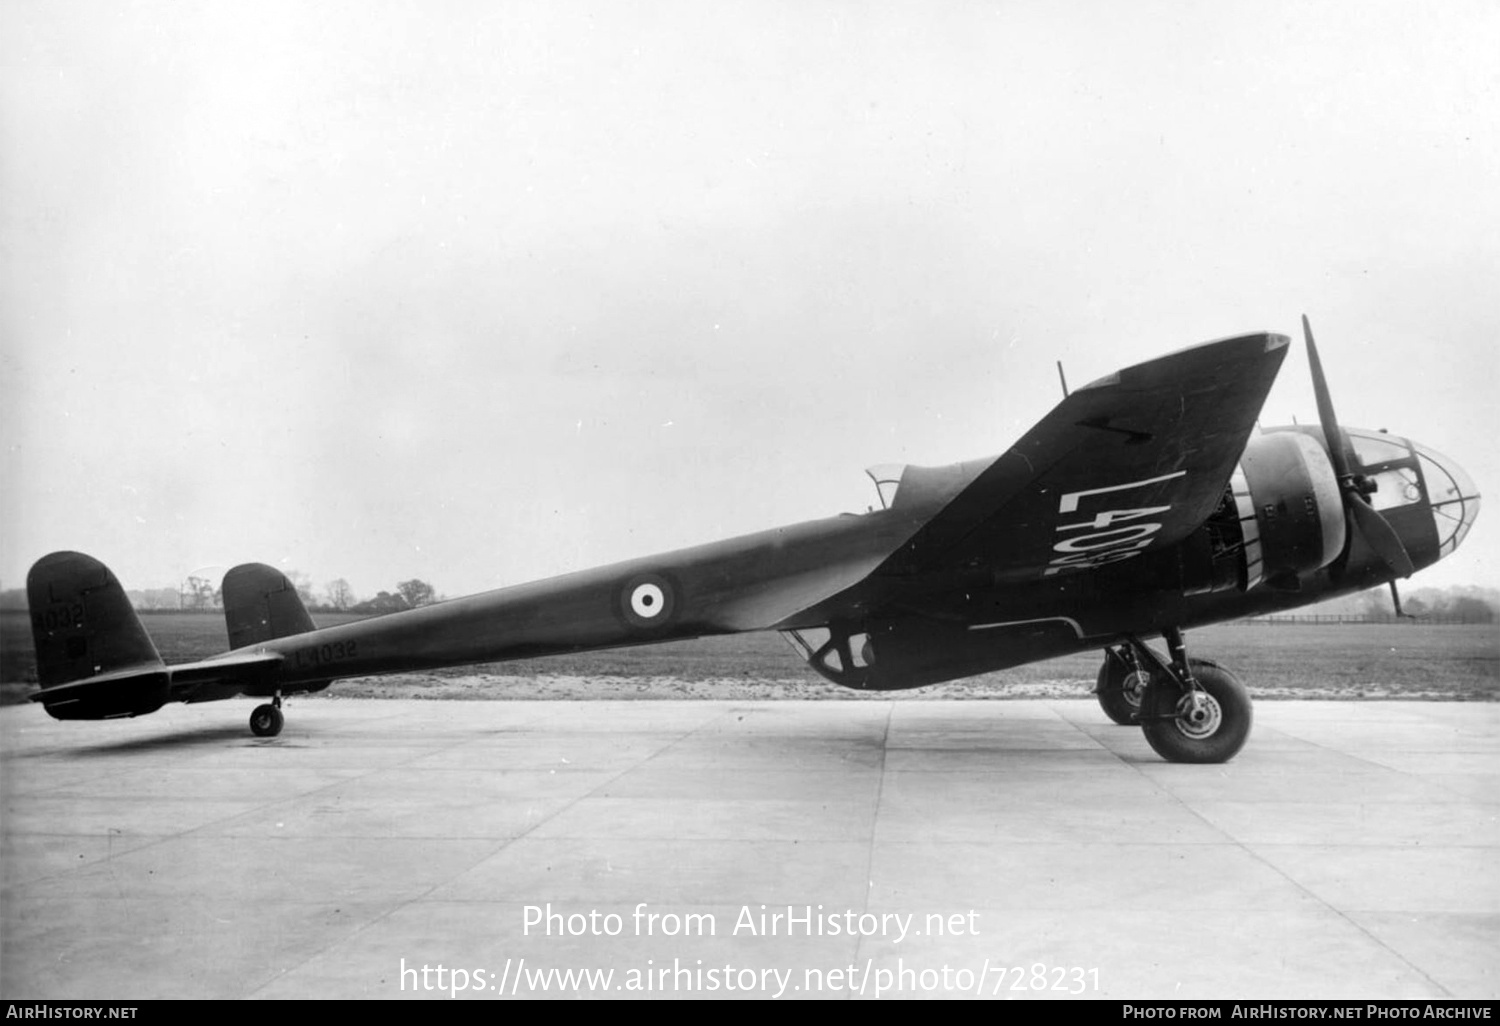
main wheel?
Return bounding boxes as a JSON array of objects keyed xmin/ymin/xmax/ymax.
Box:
[
  {"xmin": 1139, "ymin": 659, "xmax": 1251, "ymax": 764},
  {"xmin": 249, "ymin": 703, "xmax": 284, "ymax": 738},
  {"xmin": 1096, "ymin": 649, "xmax": 1150, "ymax": 725}
]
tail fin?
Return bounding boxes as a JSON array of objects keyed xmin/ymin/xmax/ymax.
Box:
[
  {"xmin": 28, "ymin": 551, "xmax": 165, "ymax": 686},
  {"xmin": 222, "ymin": 564, "xmax": 316, "ymax": 649},
  {"xmin": 27, "ymin": 551, "xmax": 170, "ymax": 719}
]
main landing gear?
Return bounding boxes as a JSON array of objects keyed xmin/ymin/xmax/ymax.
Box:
[
  {"xmin": 1095, "ymin": 628, "xmax": 1252, "ymax": 764},
  {"xmin": 249, "ymin": 694, "xmax": 285, "ymax": 738}
]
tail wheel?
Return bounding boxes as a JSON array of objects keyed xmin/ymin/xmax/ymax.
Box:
[
  {"xmin": 249, "ymin": 703, "xmax": 284, "ymax": 738},
  {"xmin": 1096, "ymin": 649, "xmax": 1150, "ymax": 725},
  {"xmin": 1140, "ymin": 659, "xmax": 1252, "ymax": 764}
]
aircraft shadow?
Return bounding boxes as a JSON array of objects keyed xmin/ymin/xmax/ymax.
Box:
[{"xmin": 67, "ymin": 723, "xmax": 256, "ymax": 756}]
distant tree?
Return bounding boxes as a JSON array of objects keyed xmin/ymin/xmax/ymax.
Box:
[
  {"xmin": 325, "ymin": 579, "xmax": 355, "ymax": 611},
  {"xmin": 283, "ymin": 570, "xmax": 315, "ymax": 607},
  {"xmin": 182, "ymin": 576, "xmax": 220, "ymax": 610},
  {"xmin": 351, "ymin": 590, "xmax": 410, "ymax": 615},
  {"xmin": 130, "ymin": 588, "xmax": 182, "ymax": 611},
  {"xmin": 396, "ymin": 579, "xmax": 436, "ymax": 608},
  {"xmin": 1358, "ymin": 588, "xmax": 1394, "ymax": 618},
  {"xmin": 1449, "ymin": 596, "xmax": 1494, "ymax": 623}
]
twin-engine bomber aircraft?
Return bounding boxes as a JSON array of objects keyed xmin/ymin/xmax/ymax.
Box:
[{"xmin": 25, "ymin": 319, "xmax": 1480, "ymax": 762}]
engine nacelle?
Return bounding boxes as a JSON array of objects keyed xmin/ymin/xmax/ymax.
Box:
[{"xmin": 1234, "ymin": 431, "xmax": 1346, "ymax": 587}]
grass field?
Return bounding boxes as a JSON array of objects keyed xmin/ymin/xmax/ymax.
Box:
[{"xmin": 2, "ymin": 609, "xmax": 1495, "ymax": 704}]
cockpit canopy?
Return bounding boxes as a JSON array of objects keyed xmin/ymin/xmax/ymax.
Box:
[{"xmin": 864, "ymin": 464, "xmax": 906, "ymax": 510}]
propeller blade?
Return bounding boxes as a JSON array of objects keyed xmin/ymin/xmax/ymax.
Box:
[
  {"xmin": 1303, "ymin": 314, "xmax": 1415, "ymax": 579},
  {"xmin": 1302, "ymin": 315, "xmax": 1353, "ymax": 483},
  {"xmin": 1348, "ymin": 491, "xmax": 1416, "ymax": 578}
]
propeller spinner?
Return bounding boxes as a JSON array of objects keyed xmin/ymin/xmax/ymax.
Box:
[{"xmin": 1301, "ymin": 315, "xmax": 1416, "ymax": 578}]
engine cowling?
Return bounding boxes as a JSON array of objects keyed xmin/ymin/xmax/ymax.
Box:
[{"xmin": 1233, "ymin": 431, "xmax": 1347, "ymax": 588}]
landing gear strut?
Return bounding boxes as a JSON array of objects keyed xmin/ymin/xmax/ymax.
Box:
[
  {"xmin": 1118, "ymin": 628, "xmax": 1252, "ymax": 764},
  {"xmin": 249, "ymin": 694, "xmax": 284, "ymax": 738}
]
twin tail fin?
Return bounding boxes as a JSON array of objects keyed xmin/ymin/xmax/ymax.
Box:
[{"xmin": 26, "ymin": 553, "xmax": 319, "ymax": 720}]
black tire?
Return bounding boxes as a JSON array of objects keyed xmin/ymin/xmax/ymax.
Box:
[
  {"xmin": 1140, "ymin": 659, "xmax": 1252, "ymax": 764},
  {"xmin": 249, "ymin": 704, "xmax": 284, "ymax": 738},
  {"xmin": 1095, "ymin": 649, "xmax": 1150, "ymax": 726}
]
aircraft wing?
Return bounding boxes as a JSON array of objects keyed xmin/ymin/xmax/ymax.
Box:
[{"xmin": 874, "ymin": 332, "xmax": 1290, "ymax": 584}]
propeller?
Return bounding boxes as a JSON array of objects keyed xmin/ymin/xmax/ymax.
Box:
[{"xmin": 1302, "ymin": 315, "xmax": 1415, "ymax": 578}]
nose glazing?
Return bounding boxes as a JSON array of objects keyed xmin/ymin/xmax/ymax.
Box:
[{"xmin": 1412, "ymin": 441, "xmax": 1480, "ymax": 560}]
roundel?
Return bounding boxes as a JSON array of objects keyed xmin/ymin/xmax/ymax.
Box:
[{"xmin": 619, "ymin": 572, "xmax": 677, "ymax": 629}]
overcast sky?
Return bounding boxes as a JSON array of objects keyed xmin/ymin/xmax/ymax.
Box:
[{"xmin": 2, "ymin": 0, "xmax": 1496, "ymax": 603}]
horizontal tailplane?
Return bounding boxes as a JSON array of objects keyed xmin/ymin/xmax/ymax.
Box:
[
  {"xmin": 31, "ymin": 667, "xmax": 172, "ymax": 720},
  {"xmin": 26, "ymin": 551, "xmax": 170, "ymax": 719}
]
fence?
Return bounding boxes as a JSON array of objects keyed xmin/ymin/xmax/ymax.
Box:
[{"xmin": 1231, "ymin": 614, "xmax": 1493, "ymax": 625}]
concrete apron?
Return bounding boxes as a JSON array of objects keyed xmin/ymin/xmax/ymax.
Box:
[{"xmin": 1, "ymin": 698, "xmax": 1496, "ymax": 1000}]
